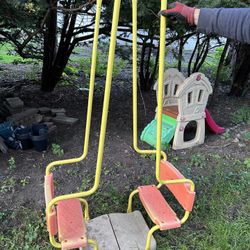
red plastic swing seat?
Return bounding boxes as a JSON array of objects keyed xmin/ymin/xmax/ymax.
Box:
[
  {"xmin": 57, "ymin": 199, "xmax": 87, "ymax": 250},
  {"xmin": 138, "ymin": 160, "xmax": 195, "ymax": 231},
  {"xmin": 44, "ymin": 173, "xmax": 88, "ymax": 250},
  {"xmin": 138, "ymin": 185, "xmax": 181, "ymax": 230}
]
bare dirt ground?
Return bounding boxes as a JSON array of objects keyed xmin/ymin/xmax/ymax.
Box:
[{"xmin": 0, "ymin": 64, "xmax": 249, "ymax": 217}]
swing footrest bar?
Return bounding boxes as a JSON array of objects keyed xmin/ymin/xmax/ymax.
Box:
[
  {"xmin": 57, "ymin": 199, "xmax": 88, "ymax": 250},
  {"xmin": 138, "ymin": 185, "xmax": 181, "ymax": 230}
]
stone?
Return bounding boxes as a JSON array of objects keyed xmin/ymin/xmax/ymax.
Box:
[
  {"xmin": 4, "ymin": 104, "xmax": 23, "ymax": 115},
  {"xmin": 35, "ymin": 114, "xmax": 43, "ymax": 123},
  {"xmin": 51, "ymin": 108, "xmax": 66, "ymax": 115},
  {"xmin": 5, "ymin": 97, "xmax": 24, "ymax": 109},
  {"xmin": 43, "ymin": 122, "xmax": 54, "ymax": 127},
  {"xmin": 55, "ymin": 112, "xmax": 66, "ymax": 117},
  {"xmin": 39, "ymin": 107, "xmax": 51, "ymax": 115},
  {"xmin": 7, "ymin": 108, "xmax": 38, "ymax": 125},
  {"xmin": 0, "ymin": 136, "xmax": 8, "ymax": 153},
  {"xmin": 52, "ymin": 116, "xmax": 78, "ymax": 125},
  {"xmin": 42, "ymin": 116, "xmax": 53, "ymax": 122},
  {"xmin": 43, "ymin": 122, "xmax": 57, "ymax": 133},
  {"xmin": 4, "ymin": 97, "xmax": 24, "ymax": 114},
  {"xmin": 4, "ymin": 106, "xmax": 22, "ymax": 115}
]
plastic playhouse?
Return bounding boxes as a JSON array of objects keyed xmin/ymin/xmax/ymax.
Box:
[
  {"xmin": 44, "ymin": 1, "xmax": 196, "ymax": 250},
  {"xmin": 141, "ymin": 68, "xmax": 225, "ymax": 150}
]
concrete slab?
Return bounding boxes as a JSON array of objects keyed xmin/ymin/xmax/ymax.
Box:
[
  {"xmin": 5, "ymin": 97, "xmax": 24, "ymax": 109},
  {"xmin": 52, "ymin": 116, "xmax": 78, "ymax": 125},
  {"xmin": 55, "ymin": 112, "xmax": 66, "ymax": 117},
  {"xmin": 85, "ymin": 214, "xmax": 119, "ymax": 250},
  {"xmin": 7, "ymin": 108, "xmax": 38, "ymax": 125},
  {"xmin": 84, "ymin": 211, "xmax": 156, "ymax": 250},
  {"xmin": 43, "ymin": 116, "xmax": 53, "ymax": 122},
  {"xmin": 109, "ymin": 211, "xmax": 156, "ymax": 250},
  {"xmin": 38, "ymin": 107, "xmax": 51, "ymax": 115},
  {"xmin": 51, "ymin": 108, "xmax": 66, "ymax": 115},
  {"xmin": 4, "ymin": 106, "xmax": 22, "ymax": 115}
]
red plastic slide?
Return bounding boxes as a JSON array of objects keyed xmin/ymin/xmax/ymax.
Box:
[{"xmin": 205, "ymin": 109, "xmax": 225, "ymax": 134}]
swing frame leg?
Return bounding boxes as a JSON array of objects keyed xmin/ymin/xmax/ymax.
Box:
[
  {"xmin": 145, "ymin": 225, "xmax": 160, "ymax": 250},
  {"xmin": 127, "ymin": 189, "xmax": 139, "ymax": 213}
]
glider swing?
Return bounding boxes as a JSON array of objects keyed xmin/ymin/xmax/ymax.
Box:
[{"xmin": 44, "ymin": 0, "xmax": 196, "ymax": 249}]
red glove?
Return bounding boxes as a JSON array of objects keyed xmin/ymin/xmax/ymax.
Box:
[{"xmin": 159, "ymin": 2, "xmax": 195, "ymax": 26}]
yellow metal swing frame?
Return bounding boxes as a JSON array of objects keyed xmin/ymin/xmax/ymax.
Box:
[{"xmin": 44, "ymin": 0, "xmax": 195, "ymax": 249}]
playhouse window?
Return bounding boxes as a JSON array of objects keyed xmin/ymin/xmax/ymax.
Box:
[
  {"xmin": 174, "ymin": 84, "xmax": 178, "ymax": 95},
  {"xmin": 188, "ymin": 92, "xmax": 193, "ymax": 104},
  {"xmin": 165, "ymin": 84, "xmax": 169, "ymax": 96},
  {"xmin": 198, "ymin": 90, "xmax": 204, "ymax": 102}
]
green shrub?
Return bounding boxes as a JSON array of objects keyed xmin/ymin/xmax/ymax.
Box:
[
  {"xmin": 79, "ymin": 50, "xmax": 127, "ymax": 78},
  {"xmin": 200, "ymin": 45, "xmax": 231, "ymax": 82}
]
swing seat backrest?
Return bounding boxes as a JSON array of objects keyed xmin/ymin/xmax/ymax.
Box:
[
  {"xmin": 160, "ymin": 160, "xmax": 195, "ymax": 212},
  {"xmin": 44, "ymin": 174, "xmax": 88, "ymax": 250},
  {"xmin": 44, "ymin": 173, "xmax": 58, "ymax": 236}
]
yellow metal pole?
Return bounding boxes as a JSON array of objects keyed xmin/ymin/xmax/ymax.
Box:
[
  {"xmin": 156, "ymin": 0, "xmax": 167, "ymax": 182},
  {"xmin": 145, "ymin": 225, "xmax": 160, "ymax": 250},
  {"xmin": 127, "ymin": 189, "xmax": 139, "ymax": 213},
  {"xmin": 92, "ymin": 0, "xmax": 122, "ymax": 190},
  {"xmin": 47, "ymin": 0, "xmax": 122, "ymax": 210},
  {"xmin": 180, "ymin": 211, "xmax": 190, "ymax": 224},
  {"xmin": 46, "ymin": 0, "xmax": 103, "ymax": 175},
  {"xmin": 132, "ymin": 0, "xmax": 167, "ymax": 161},
  {"xmin": 88, "ymin": 239, "xmax": 99, "ymax": 250},
  {"xmin": 157, "ymin": 178, "xmax": 195, "ymax": 225},
  {"xmin": 157, "ymin": 178, "xmax": 195, "ymax": 191}
]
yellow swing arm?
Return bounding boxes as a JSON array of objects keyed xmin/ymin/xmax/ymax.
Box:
[
  {"xmin": 132, "ymin": 0, "xmax": 167, "ymax": 162},
  {"xmin": 132, "ymin": 0, "xmax": 168, "ymax": 182},
  {"xmin": 46, "ymin": 0, "xmax": 122, "ymax": 227}
]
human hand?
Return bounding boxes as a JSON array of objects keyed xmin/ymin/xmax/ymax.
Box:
[{"xmin": 159, "ymin": 2, "xmax": 196, "ymax": 26}]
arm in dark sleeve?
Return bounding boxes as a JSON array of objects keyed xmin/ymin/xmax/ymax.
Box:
[{"xmin": 197, "ymin": 8, "xmax": 250, "ymax": 44}]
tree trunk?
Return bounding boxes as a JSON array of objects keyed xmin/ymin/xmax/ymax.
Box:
[
  {"xmin": 177, "ymin": 37, "xmax": 184, "ymax": 71},
  {"xmin": 41, "ymin": 0, "xmax": 78, "ymax": 92},
  {"xmin": 139, "ymin": 38, "xmax": 157, "ymax": 91},
  {"xmin": 41, "ymin": 0, "xmax": 58, "ymax": 92},
  {"xmin": 188, "ymin": 34, "xmax": 199, "ymax": 76},
  {"xmin": 210, "ymin": 39, "xmax": 230, "ymax": 102},
  {"xmin": 229, "ymin": 43, "xmax": 250, "ymax": 97}
]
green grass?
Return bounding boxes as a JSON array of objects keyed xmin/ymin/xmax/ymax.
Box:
[
  {"xmin": 156, "ymin": 158, "xmax": 250, "ymax": 250},
  {"xmin": 232, "ymin": 106, "xmax": 250, "ymax": 125},
  {"xmin": 0, "ymin": 43, "xmax": 24, "ymax": 64},
  {"xmin": 0, "ymin": 209, "xmax": 52, "ymax": 250}
]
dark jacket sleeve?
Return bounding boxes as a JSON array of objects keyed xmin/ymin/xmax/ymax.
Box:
[{"xmin": 197, "ymin": 8, "xmax": 250, "ymax": 44}]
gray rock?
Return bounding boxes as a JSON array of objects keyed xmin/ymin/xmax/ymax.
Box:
[
  {"xmin": 55, "ymin": 112, "xmax": 66, "ymax": 117},
  {"xmin": 39, "ymin": 107, "xmax": 51, "ymax": 115},
  {"xmin": 5, "ymin": 97, "xmax": 24, "ymax": 109},
  {"xmin": 51, "ymin": 108, "xmax": 66, "ymax": 115},
  {"xmin": 42, "ymin": 116, "xmax": 53, "ymax": 122},
  {"xmin": 7, "ymin": 108, "xmax": 38, "ymax": 125},
  {"xmin": 52, "ymin": 116, "xmax": 78, "ymax": 125}
]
